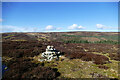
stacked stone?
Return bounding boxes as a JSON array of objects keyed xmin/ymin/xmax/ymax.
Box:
[{"xmin": 41, "ymin": 46, "xmax": 60, "ymax": 61}]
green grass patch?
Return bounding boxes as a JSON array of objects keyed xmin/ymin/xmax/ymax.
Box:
[
  {"xmin": 62, "ymin": 34, "xmax": 118, "ymax": 41},
  {"xmin": 63, "ymin": 40, "xmax": 119, "ymax": 44}
]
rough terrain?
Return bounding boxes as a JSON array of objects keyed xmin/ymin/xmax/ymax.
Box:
[{"xmin": 1, "ymin": 32, "xmax": 119, "ymax": 79}]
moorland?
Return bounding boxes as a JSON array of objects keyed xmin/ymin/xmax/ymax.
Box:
[{"xmin": 1, "ymin": 31, "xmax": 120, "ymax": 80}]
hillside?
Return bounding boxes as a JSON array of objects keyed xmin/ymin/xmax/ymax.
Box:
[
  {"xmin": 2, "ymin": 32, "xmax": 119, "ymax": 42},
  {"xmin": 1, "ymin": 32, "xmax": 120, "ymax": 79}
]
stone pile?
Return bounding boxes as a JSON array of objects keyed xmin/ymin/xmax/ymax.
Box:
[{"xmin": 40, "ymin": 46, "xmax": 61, "ymax": 61}]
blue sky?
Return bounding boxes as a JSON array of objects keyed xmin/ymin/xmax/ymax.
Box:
[{"xmin": 1, "ymin": 2, "xmax": 118, "ymax": 32}]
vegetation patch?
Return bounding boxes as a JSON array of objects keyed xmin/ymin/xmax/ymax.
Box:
[
  {"xmin": 62, "ymin": 34, "xmax": 118, "ymax": 41},
  {"xmin": 63, "ymin": 40, "xmax": 119, "ymax": 44}
]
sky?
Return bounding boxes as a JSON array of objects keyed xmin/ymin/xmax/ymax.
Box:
[{"xmin": 1, "ymin": 2, "xmax": 118, "ymax": 32}]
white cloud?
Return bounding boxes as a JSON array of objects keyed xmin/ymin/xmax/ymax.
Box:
[
  {"xmin": 68, "ymin": 24, "xmax": 85, "ymax": 30},
  {"xmin": 68, "ymin": 24, "xmax": 78, "ymax": 29},
  {"xmin": 45, "ymin": 25, "xmax": 62, "ymax": 31},
  {"xmin": 45, "ymin": 25, "xmax": 54, "ymax": 30},
  {"xmin": 0, "ymin": 19, "xmax": 2, "ymax": 22},
  {"xmin": 96, "ymin": 24, "xmax": 106, "ymax": 29},
  {"xmin": 96, "ymin": 24, "xmax": 118, "ymax": 29},
  {"xmin": 1, "ymin": 25, "xmax": 40, "ymax": 33},
  {"xmin": 78, "ymin": 26, "xmax": 85, "ymax": 29}
]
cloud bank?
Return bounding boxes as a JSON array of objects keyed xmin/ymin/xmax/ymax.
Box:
[
  {"xmin": 96, "ymin": 24, "xmax": 117, "ymax": 29},
  {"xmin": 1, "ymin": 25, "xmax": 62, "ymax": 33},
  {"xmin": 1, "ymin": 25, "xmax": 40, "ymax": 33},
  {"xmin": 1, "ymin": 24, "xmax": 118, "ymax": 33}
]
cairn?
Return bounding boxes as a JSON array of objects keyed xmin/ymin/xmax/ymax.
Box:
[{"xmin": 40, "ymin": 46, "xmax": 61, "ymax": 61}]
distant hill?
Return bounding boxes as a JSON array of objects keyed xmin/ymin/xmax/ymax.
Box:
[{"xmin": 2, "ymin": 32, "xmax": 119, "ymax": 44}]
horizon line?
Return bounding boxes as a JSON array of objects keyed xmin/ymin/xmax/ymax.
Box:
[{"xmin": 1, "ymin": 31, "xmax": 119, "ymax": 33}]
